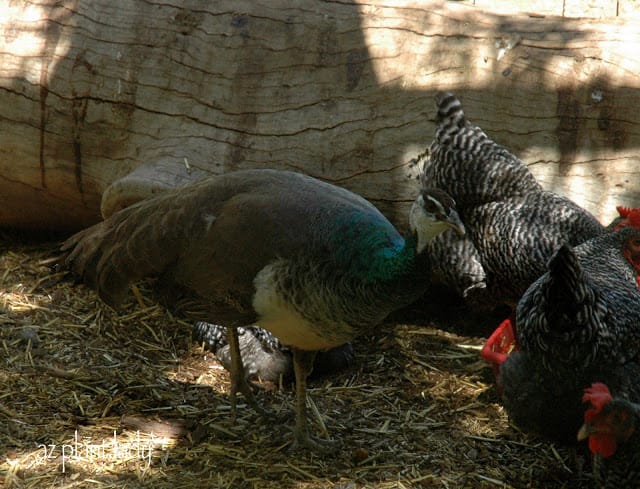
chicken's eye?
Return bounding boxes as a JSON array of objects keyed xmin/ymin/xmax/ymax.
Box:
[{"xmin": 613, "ymin": 411, "xmax": 628, "ymax": 424}]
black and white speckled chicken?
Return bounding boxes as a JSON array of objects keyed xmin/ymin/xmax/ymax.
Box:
[
  {"xmin": 496, "ymin": 226, "xmax": 640, "ymax": 445},
  {"xmin": 418, "ymin": 93, "xmax": 605, "ymax": 309},
  {"xmin": 578, "ymin": 383, "xmax": 640, "ymax": 488},
  {"xmin": 194, "ymin": 322, "xmax": 355, "ymax": 383}
]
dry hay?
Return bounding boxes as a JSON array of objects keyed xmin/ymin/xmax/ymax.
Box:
[{"xmin": 0, "ymin": 232, "xmax": 594, "ymax": 489}]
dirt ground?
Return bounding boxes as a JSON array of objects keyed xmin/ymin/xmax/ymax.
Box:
[{"xmin": 0, "ymin": 232, "xmax": 595, "ymax": 489}]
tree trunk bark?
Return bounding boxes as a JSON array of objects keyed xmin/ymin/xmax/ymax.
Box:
[{"xmin": 1, "ymin": 0, "xmax": 639, "ymax": 231}]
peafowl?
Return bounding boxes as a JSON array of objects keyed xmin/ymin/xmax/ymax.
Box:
[{"xmin": 61, "ymin": 169, "xmax": 464, "ymax": 451}]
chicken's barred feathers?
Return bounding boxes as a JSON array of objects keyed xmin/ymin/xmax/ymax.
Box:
[
  {"xmin": 545, "ymin": 244, "xmax": 596, "ymax": 322},
  {"xmin": 434, "ymin": 93, "xmax": 496, "ymax": 157},
  {"xmin": 500, "ymin": 350, "xmax": 640, "ymax": 446},
  {"xmin": 195, "ymin": 323, "xmax": 283, "ymax": 353},
  {"xmin": 499, "ymin": 228, "xmax": 640, "ymax": 445},
  {"xmin": 426, "ymin": 92, "xmax": 542, "ymax": 208},
  {"xmin": 434, "ymin": 93, "xmax": 467, "ymax": 140},
  {"xmin": 422, "ymin": 93, "xmax": 605, "ymax": 309},
  {"xmin": 194, "ymin": 322, "xmax": 355, "ymax": 383},
  {"xmin": 518, "ymin": 229, "xmax": 640, "ymax": 367}
]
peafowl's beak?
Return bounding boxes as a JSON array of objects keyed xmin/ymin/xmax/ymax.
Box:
[{"xmin": 446, "ymin": 209, "xmax": 465, "ymax": 236}]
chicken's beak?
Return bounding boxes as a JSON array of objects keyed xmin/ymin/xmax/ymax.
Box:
[{"xmin": 577, "ymin": 422, "xmax": 593, "ymax": 441}]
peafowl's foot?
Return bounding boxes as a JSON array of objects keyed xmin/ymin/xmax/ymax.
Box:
[
  {"xmin": 287, "ymin": 428, "xmax": 340, "ymax": 453},
  {"xmin": 286, "ymin": 348, "xmax": 339, "ymax": 453}
]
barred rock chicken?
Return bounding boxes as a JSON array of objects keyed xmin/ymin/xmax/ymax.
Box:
[
  {"xmin": 578, "ymin": 383, "xmax": 640, "ymax": 489},
  {"xmin": 419, "ymin": 93, "xmax": 605, "ymax": 309},
  {"xmin": 194, "ymin": 322, "xmax": 355, "ymax": 383},
  {"xmin": 481, "ymin": 206, "xmax": 640, "ymax": 381},
  {"xmin": 61, "ymin": 169, "xmax": 464, "ymax": 451},
  {"xmin": 496, "ymin": 227, "xmax": 640, "ymax": 445}
]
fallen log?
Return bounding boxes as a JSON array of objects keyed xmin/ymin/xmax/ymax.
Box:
[{"xmin": 0, "ymin": 0, "xmax": 638, "ymax": 231}]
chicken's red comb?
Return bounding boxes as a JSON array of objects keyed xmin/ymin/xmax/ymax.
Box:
[
  {"xmin": 583, "ymin": 383, "xmax": 613, "ymax": 422},
  {"xmin": 617, "ymin": 206, "xmax": 632, "ymax": 218},
  {"xmin": 615, "ymin": 206, "xmax": 640, "ymax": 229},
  {"xmin": 629, "ymin": 209, "xmax": 640, "ymax": 228}
]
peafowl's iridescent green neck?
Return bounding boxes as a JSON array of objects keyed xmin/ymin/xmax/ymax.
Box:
[{"xmin": 327, "ymin": 212, "xmax": 423, "ymax": 284}]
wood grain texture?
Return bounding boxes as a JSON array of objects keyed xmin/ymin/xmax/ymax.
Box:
[{"xmin": 0, "ymin": 0, "xmax": 638, "ymax": 231}]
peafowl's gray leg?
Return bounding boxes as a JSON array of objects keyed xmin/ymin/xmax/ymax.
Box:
[
  {"xmin": 289, "ymin": 348, "xmax": 339, "ymax": 452},
  {"xmin": 226, "ymin": 326, "xmax": 272, "ymax": 419}
]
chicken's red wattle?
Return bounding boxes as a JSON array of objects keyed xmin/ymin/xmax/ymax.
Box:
[{"xmin": 481, "ymin": 317, "xmax": 517, "ymax": 385}]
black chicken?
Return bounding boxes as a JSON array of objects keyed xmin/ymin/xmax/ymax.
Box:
[
  {"xmin": 194, "ymin": 322, "xmax": 355, "ymax": 383},
  {"xmin": 420, "ymin": 93, "xmax": 605, "ymax": 309},
  {"xmin": 482, "ymin": 207, "xmax": 640, "ymax": 383},
  {"xmin": 496, "ymin": 227, "xmax": 640, "ymax": 445},
  {"xmin": 578, "ymin": 383, "xmax": 640, "ymax": 488}
]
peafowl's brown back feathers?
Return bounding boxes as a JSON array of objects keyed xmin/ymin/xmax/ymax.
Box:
[
  {"xmin": 61, "ymin": 169, "xmax": 464, "ymax": 348},
  {"xmin": 61, "ymin": 183, "xmax": 213, "ymax": 308}
]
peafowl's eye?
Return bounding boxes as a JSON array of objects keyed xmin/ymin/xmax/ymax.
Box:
[
  {"xmin": 421, "ymin": 196, "xmax": 438, "ymax": 214},
  {"xmin": 421, "ymin": 188, "xmax": 456, "ymax": 218}
]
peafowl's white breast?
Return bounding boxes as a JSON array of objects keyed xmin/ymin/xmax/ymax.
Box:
[{"xmin": 252, "ymin": 261, "xmax": 356, "ymax": 350}]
